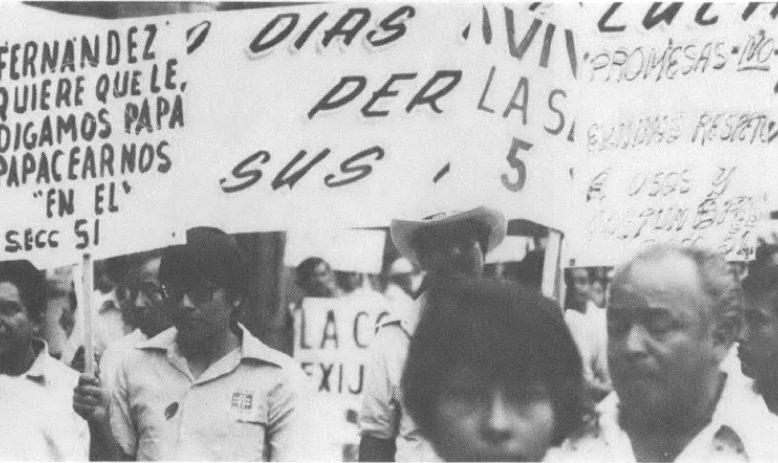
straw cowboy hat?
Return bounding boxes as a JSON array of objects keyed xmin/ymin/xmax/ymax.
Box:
[{"xmin": 390, "ymin": 206, "xmax": 507, "ymax": 266}]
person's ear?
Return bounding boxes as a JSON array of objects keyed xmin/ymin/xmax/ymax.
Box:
[
  {"xmin": 30, "ymin": 315, "xmax": 43, "ymax": 337},
  {"xmin": 712, "ymin": 310, "xmax": 741, "ymax": 361},
  {"xmin": 231, "ymin": 296, "xmax": 245, "ymax": 309}
]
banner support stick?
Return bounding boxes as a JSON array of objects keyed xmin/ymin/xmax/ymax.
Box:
[{"xmin": 81, "ymin": 253, "xmax": 95, "ymax": 376}]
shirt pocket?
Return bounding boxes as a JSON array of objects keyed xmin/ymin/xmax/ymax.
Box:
[{"xmin": 218, "ymin": 401, "xmax": 268, "ymax": 461}]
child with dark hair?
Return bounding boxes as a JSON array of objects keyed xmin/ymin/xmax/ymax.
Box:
[{"xmin": 402, "ymin": 277, "xmax": 584, "ymax": 462}]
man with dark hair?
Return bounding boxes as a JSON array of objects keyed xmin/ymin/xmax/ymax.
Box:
[
  {"xmin": 0, "ymin": 260, "xmax": 89, "ymax": 459},
  {"xmin": 402, "ymin": 277, "xmax": 584, "ymax": 462},
  {"xmin": 549, "ymin": 243, "xmax": 778, "ymax": 462},
  {"xmin": 565, "ymin": 267, "xmax": 593, "ymax": 314},
  {"xmin": 359, "ymin": 206, "xmax": 508, "ymax": 462},
  {"xmin": 92, "ymin": 227, "xmax": 318, "ymax": 460},
  {"xmin": 739, "ymin": 265, "xmax": 778, "ymax": 414}
]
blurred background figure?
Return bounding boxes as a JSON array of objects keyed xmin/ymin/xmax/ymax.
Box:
[
  {"xmin": 590, "ymin": 278, "xmax": 607, "ymax": 309},
  {"xmin": 284, "ymin": 257, "xmax": 340, "ymax": 354},
  {"xmin": 100, "ymin": 249, "xmax": 173, "ymax": 388},
  {"xmin": 564, "ymin": 268, "xmax": 593, "ymax": 314},
  {"xmin": 92, "ymin": 256, "xmax": 133, "ymax": 354},
  {"xmin": 336, "ymin": 271, "xmax": 364, "ymax": 296},
  {"xmin": 67, "ymin": 256, "xmax": 135, "ymax": 372},
  {"xmin": 402, "ymin": 277, "xmax": 583, "ymax": 462},
  {"xmin": 382, "ymin": 258, "xmax": 423, "ymax": 322},
  {"xmin": 297, "ymin": 257, "xmax": 341, "ymax": 299},
  {"xmin": 563, "ymin": 268, "xmax": 611, "ymax": 411}
]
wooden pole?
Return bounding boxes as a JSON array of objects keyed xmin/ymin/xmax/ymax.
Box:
[
  {"xmin": 81, "ymin": 253, "xmax": 95, "ymax": 375},
  {"xmin": 542, "ymin": 230, "xmax": 562, "ymax": 303}
]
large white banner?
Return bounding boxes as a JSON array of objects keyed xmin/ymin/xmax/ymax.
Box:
[
  {"xmin": 564, "ymin": 3, "xmax": 778, "ymax": 267},
  {"xmin": 176, "ymin": 3, "xmax": 577, "ymax": 233}
]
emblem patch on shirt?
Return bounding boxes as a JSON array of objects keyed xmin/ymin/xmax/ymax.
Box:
[
  {"xmin": 231, "ymin": 390, "xmax": 253, "ymax": 411},
  {"xmin": 228, "ymin": 388, "xmax": 257, "ymax": 420}
]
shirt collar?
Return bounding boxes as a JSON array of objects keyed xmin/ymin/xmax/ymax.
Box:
[
  {"xmin": 24, "ymin": 339, "xmax": 51, "ymax": 383},
  {"xmin": 404, "ymin": 291, "xmax": 428, "ymax": 335},
  {"xmin": 237, "ymin": 323, "xmax": 286, "ymax": 367},
  {"xmin": 597, "ymin": 372, "xmax": 778, "ymax": 460},
  {"xmin": 137, "ymin": 323, "xmax": 286, "ymax": 368}
]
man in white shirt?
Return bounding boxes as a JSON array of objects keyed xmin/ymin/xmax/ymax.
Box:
[
  {"xmin": 547, "ymin": 243, "xmax": 778, "ymax": 462},
  {"xmin": 74, "ymin": 249, "xmax": 175, "ymax": 460},
  {"xmin": 0, "ymin": 260, "xmax": 89, "ymax": 460}
]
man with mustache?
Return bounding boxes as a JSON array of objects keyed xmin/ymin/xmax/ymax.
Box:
[
  {"xmin": 358, "ymin": 206, "xmax": 507, "ymax": 461},
  {"xmin": 547, "ymin": 243, "xmax": 778, "ymax": 462},
  {"xmin": 739, "ymin": 264, "xmax": 778, "ymax": 415},
  {"xmin": 106, "ymin": 227, "xmax": 318, "ymax": 461}
]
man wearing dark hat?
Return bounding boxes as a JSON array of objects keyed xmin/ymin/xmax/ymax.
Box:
[
  {"xmin": 358, "ymin": 206, "xmax": 507, "ymax": 462},
  {"xmin": 95, "ymin": 227, "xmax": 318, "ymax": 461}
]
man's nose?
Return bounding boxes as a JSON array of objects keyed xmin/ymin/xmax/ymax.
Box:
[
  {"xmin": 624, "ymin": 324, "xmax": 650, "ymax": 356},
  {"xmin": 133, "ymin": 291, "xmax": 146, "ymax": 308},
  {"xmin": 738, "ymin": 321, "xmax": 752, "ymax": 344},
  {"xmin": 480, "ymin": 389, "xmax": 512, "ymax": 444},
  {"xmin": 181, "ymin": 293, "xmax": 196, "ymax": 309},
  {"xmin": 446, "ymin": 243, "xmax": 465, "ymax": 258}
]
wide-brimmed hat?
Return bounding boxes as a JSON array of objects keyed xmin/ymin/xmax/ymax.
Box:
[{"xmin": 390, "ymin": 206, "xmax": 507, "ymax": 265}]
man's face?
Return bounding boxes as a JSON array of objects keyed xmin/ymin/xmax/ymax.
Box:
[
  {"xmin": 430, "ymin": 365, "xmax": 556, "ymax": 462},
  {"xmin": 568, "ymin": 268, "xmax": 592, "ymax": 309},
  {"xmin": 416, "ymin": 224, "xmax": 485, "ymax": 282},
  {"xmin": 169, "ymin": 280, "xmax": 234, "ymax": 351},
  {"xmin": 739, "ymin": 293, "xmax": 778, "ymax": 391},
  {"xmin": 303, "ymin": 263, "xmax": 337, "ymax": 298},
  {"xmin": 608, "ymin": 256, "xmax": 723, "ymax": 423},
  {"xmin": 0, "ymin": 281, "xmax": 35, "ymax": 360},
  {"xmin": 591, "ymin": 280, "xmax": 606, "ymax": 309},
  {"xmin": 128, "ymin": 257, "xmax": 173, "ymax": 338}
]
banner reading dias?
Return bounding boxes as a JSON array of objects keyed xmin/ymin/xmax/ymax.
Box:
[
  {"xmin": 178, "ymin": 3, "xmax": 577, "ymax": 232},
  {"xmin": 564, "ymin": 3, "xmax": 778, "ymax": 267},
  {"xmin": 0, "ymin": 4, "xmax": 185, "ymax": 267}
]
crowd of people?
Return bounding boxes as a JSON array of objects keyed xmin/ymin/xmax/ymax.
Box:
[{"xmin": 3, "ymin": 205, "xmax": 778, "ymax": 461}]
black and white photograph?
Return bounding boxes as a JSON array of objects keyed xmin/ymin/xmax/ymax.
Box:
[{"xmin": 1, "ymin": 1, "xmax": 778, "ymax": 461}]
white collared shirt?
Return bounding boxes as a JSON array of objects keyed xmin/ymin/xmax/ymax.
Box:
[
  {"xmin": 359, "ymin": 292, "xmax": 442, "ymax": 462},
  {"xmin": 565, "ymin": 302, "xmax": 611, "ymax": 390},
  {"xmin": 99, "ymin": 328, "xmax": 148, "ymax": 392},
  {"xmin": 111, "ymin": 324, "xmax": 320, "ymax": 461},
  {"xmin": 545, "ymin": 373, "xmax": 778, "ymax": 462},
  {"xmin": 0, "ymin": 340, "xmax": 90, "ymax": 461}
]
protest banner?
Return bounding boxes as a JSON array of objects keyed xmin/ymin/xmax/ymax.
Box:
[
  {"xmin": 563, "ymin": 3, "xmax": 778, "ymax": 267},
  {"xmin": 293, "ymin": 297, "xmax": 388, "ymax": 460},
  {"xmin": 0, "ymin": 5, "xmax": 186, "ymax": 269},
  {"xmin": 174, "ymin": 3, "xmax": 577, "ymax": 236}
]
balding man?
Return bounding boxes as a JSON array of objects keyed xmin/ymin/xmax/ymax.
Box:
[{"xmin": 547, "ymin": 243, "xmax": 778, "ymax": 462}]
